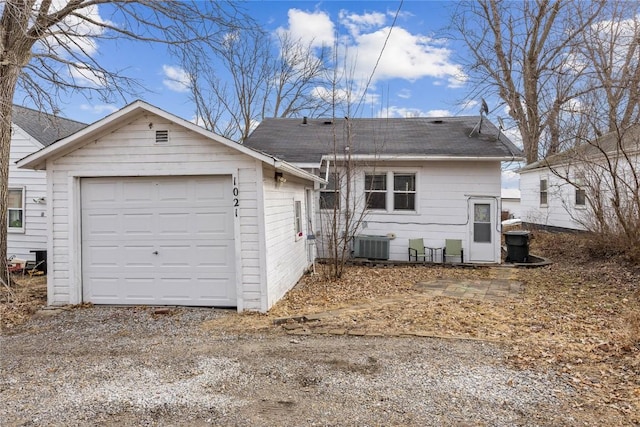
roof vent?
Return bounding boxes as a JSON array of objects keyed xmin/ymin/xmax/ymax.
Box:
[
  {"xmin": 302, "ymin": 117, "xmax": 308, "ymax": 125},
  {"xmin": 323, "ymin": 120, "xmax": 333, "ymax": 125},
  {"xmin": 431, "ymin": 120, "xmax": 444, "ymax": 124},
  {"xmin": 155, "ymin": 130, "xmax": 169, "ymax": 144}
]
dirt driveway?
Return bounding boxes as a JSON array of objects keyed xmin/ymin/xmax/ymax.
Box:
[{"xmin": 2, "ymin": 306, "xmax": 590, "ymax": 426}]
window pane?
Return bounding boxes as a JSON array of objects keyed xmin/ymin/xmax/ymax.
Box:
[
  {"xmin": 9, "ymin": 210, "xmax": 23, "ymax": 228},
  {"xmin": 366, "ymin": 192, "xmax": 386, "ymax": 209},
  {"xmin": 394, "ymin": 193, "xmax": 415, "ymax": 210},
  {"xmin": 540, "ymin": 192, "xmax": 548, "ymax": 205},
  {"xmin": 540, "ymin": 179, "xmax": 547, "ymax": 191},
  {"xmin": 474, "ymin": 223, "xmax": 491, "ymax": 242},
  {"xmin": 320, "ymin": 191, "xmax": 338, "ymax": 210},
  {"xmin": 474, "ymin": 204, "xmax": 491, "ymax": 222},
  {"xmin": 576, "ymin": 188, "xmax": 586, "ymax": 206},
  {"xmin": 8, "ymin": 189, "xmax": 22, "ymax": 208},
  {"xmin": 394, "ymin": 174, "xmax": 415, "ymax": 191},
  {"xmin": 365, "ymin": 174, "xmax": 386, "ymax": 191}
]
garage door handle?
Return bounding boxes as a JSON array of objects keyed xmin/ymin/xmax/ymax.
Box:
[{"xmin": 152, "ymin": 251, "xmax": 158, "ymax": 255}]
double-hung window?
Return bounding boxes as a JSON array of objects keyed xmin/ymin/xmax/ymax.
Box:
[
  {"xmin": 365, "ymin": 174, "xmax": 387, "ymax": 210},
  {"xmin": 8, "ymin": 188, "xmax": 25, "ymax": 232},
  {"xmin": 365, "ymin": 172, "xmax": 417, "ymax": 212},
  {"xmin": 393, "ymin": 174, "xmax": 416, "ymax": 211},
  {"xmin": 539, "ymin": 179, "xmax": 548, "ymax": 206},
  {"xmin": 575, "ymin": 180, "xmax": 586, "ymax": 207},
  {"xmin": 320, "ymin": 173, "xmax": 340, "ymax": 210}
]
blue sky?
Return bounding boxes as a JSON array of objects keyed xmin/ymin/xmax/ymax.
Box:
[{"xmin": 19, "ymin": 0, "xmax": 521, "ymax": 189}]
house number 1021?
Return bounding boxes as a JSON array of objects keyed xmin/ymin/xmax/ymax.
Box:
[{"xmin": 233, "ymin": 177, "xmax": 239, "ymax": 217}]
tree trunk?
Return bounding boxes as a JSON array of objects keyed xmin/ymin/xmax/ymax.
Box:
[{"xmin": 0, "ymin": 66, "xmax": 20, "ymax": 286}]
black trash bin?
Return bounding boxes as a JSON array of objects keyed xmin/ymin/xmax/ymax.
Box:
[
  {"xmin": 504, "ymin": 231, "xmax": 530, "ymax": 263},
  {"xmin": 30, "ymin": 250, "xmax": 47, "ymax": 274}
]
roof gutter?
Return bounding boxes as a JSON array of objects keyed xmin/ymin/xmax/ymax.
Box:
[
  {"xmin": 274, "ymin": 160, "xmax": 326, "ymax": 184},
  {"xmin": 320, "ymin": 154, "xmax": 524, "ymax": 162}
]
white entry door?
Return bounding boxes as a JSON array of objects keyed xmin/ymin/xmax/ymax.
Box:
[
  {"xmin": 468, "ymin": 199, "xmax": 497, "ymax": 263},
  {"xmin": 81, "ymin": 176, "xmax": 236, "ymax": 306}
]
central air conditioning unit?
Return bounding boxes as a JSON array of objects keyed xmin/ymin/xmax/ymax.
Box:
[{"xmin": 353, "ymin": 235, "xmax": 390, "ymax": 260}]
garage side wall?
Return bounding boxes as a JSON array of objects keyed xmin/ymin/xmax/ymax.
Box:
[
  {"xmin": 261, "ymin": 165, "xmax": 311, "ymax": 309},
  {"xmin": 45, "ymin": 113, "xmax": 261, "ymax": 307}
]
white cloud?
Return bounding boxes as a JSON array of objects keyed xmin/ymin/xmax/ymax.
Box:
[
  {"xmin": 42, "ymin": 1, "xmax": 111, "ymax": 57},
  {"xmin": 280, "ymin": 9, "xmax": 335, "ymax": 49},
  {"xmin": 426, "ymin": 109, "xmax": 452, "ymax": 117},
  {"xmin": 397, "ymin": 89, "xmax": 411, "ymax": 99},
  {"xmin": 162, "ymin": 65, "xmax": 191, "ymax": 93},
  {"xmin": 339, "ymin": 10, "xmax": 387, "ymax": 36},
  {"xmin": 80, "ymin": 103, "xmax": 118, "ymax": 116}
]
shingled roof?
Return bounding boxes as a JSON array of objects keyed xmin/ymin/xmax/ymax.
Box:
[
  {"xmin": 243, "ymin": 116, "xmax": 523, "ymax": 164},
  {"xmin": 12, "ymin": 105, "xmax": 87, "ymax": 147}
]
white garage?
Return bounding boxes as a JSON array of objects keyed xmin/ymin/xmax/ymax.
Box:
[{"xmin": 18, "ymin": 101, "xmax": 323, "ymax": 312}]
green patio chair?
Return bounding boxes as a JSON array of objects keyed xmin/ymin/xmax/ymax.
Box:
[
  {"xmin": 443, "ymin": 239, "xmax": 463, "ymax": 264},
  {"xmin": 408, "ymin": 238, "xmax": 428, "ymax": 262}
]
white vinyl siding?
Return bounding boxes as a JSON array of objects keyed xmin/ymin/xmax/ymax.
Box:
[
  {"xmin": 262, "ymin": 170, "xmax": 311, "ymax": 309},
  {"xmin": 7, "ymin": 125, "xmax": 48, "ymax": 260},
  {"xmin": 520, "ymin": 169, "xmax": 589, "ymax": 230},
  {"xmin": 317, "ymin": 161, "xmax": 502, "ymax": 262}
]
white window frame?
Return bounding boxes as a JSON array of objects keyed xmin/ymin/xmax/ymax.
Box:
[
  {"xmin": 320, "ymin": 172, "xmax": 340, "ymax": 211},
  {"xmin": 364, "ymin": 173, "xmax": 387, "ymax": 211},
  {"xmin": 294, "ymin": 200, "xmax": 303, "ymax": 240},
  {"xmin": 364, "ymin": 171, "xmax": 418, "ymax": 213},
  {"xmin": 8, "ymin": 187, "xmax": 26, "ymax": 233},
  {"xmin": 539, "ymin": 178, "xmax": 548, "ymax": 207},
  {"xmin": 573, "ymin": 176, "xmax": 586, "ymax": 208}
]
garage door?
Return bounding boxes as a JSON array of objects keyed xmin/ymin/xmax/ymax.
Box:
[{"xmin": 81, "ymin": 176, "xmax": 236, "ymax": 306}]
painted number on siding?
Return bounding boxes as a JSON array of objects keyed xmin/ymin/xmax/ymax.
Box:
[{"xmin": 233, "ymin": 177, "xmax": 239, "ymax": 217}]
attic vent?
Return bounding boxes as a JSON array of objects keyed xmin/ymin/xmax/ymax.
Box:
[
  {"xmin": 323, "ymin": 120, "xmax": 333, "ymax": 125},
  {"xmin": 155, "ymin": 130, "xmax": 169, "ymax": 144},
  {"xmin": 431, "ymin": 120, "xmax": 444, "ymax": 124}
]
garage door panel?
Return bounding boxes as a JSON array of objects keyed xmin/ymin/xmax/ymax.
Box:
[
  {"xmin": 82, "ymin": 176, "xmax": 236, "ymax": 307},
  {"xmin": 84, "ymin": 213, "xmax": 119, "ymax": 236}
]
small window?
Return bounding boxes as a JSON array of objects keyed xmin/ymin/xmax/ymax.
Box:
[
  {"xmin": 575, "ymin": 188, "xmax": 586, "ymax": 206},
  {"xmin": 540, "ymin": 179, "xmax": 548, "ymax": 206},
  {"xmin": 320, "ymin": 173, "xmax": 340, "ymax": 210},
  {"xmin": 393, "ymin": 173, "xmax": 416, "ymax": 211},
  {"xmin": 294, "ymin": 201, "xmax": 302, "ymax": 238},
  {"xmin": 8, "ymin": 188, "xmax": 25, "ymax": 232},
  {"xmin": 365, "ymin": 174, "xmax": 386, "ymax": 210}
]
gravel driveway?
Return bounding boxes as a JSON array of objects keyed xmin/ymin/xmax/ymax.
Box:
[{"xmin": 1, "ymin": 306, "xmax": 585, "ymax": 426}]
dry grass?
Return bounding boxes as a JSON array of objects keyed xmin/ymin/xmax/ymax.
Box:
[{"xmin": 0, "ymin": 274, "xmax": 47, "ymax": 330}]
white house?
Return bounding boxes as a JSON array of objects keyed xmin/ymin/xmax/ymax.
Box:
[
  {"xmin": 8, "ymin": 105, "xmax": 86, "ymax": 262},
  {"xmin": 18, "ymin": 101, "xmax": 324, "ymax": 312},
  {"xmin": 243, "ymin": 116, "xmax": 524, "ymax": 264},
  {"xmin": 501, "ymin": 188, "xmax": 522, "ymax": 220},
  {"xmin": 519, "ymin": 125, "xmax": 640, "ymax": 231}
]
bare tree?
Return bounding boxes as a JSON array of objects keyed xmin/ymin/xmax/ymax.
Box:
[
  {"xmin": 0, "ymin": 0, "xmax": 249, "ymax": 286},
  {"xmin": 184, "ymin": 28, "xmax": 330, "ymax": 141},
  {"xmin": 452, "ymin": 0, "xmax": 606, "ymax": 163}
]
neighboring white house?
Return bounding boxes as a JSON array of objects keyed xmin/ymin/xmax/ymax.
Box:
[
  {"xmin": 18, "ymin": 101, "xmax": 324, "ymax": 312},
  {"xmin": 243, "ymin": 116, "xmax": 523, "ymax": 264},
  {"xmin": 8, "ymin": 105, "xmax": 87, "ymax": 262},
  {"xmin": 519, "ymin": 125, "xmax": 640, "ymax": 231},
  {"xmin": 501, "ymin": 188, "xmax": 521, "ymax": 220}
]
